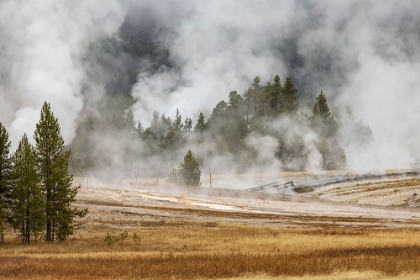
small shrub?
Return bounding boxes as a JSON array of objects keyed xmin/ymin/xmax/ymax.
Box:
[
  {"xmin": 103, "ymin": 232, "xmax": 119, "ymax": 245},
  {"xmin": 120, "ymin": 231, "xmax": 129, "ymax": 240}
]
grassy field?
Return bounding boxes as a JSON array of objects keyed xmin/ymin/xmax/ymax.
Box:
[{"xmin": 1, "ymin": 224, "xmax": 420, "ymax": 279}]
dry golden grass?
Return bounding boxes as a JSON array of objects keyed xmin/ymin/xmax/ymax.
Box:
[
  {"xmin": 1, "ymin": 225, "xmax": 420, "ymax": 279},
  {"xmin": 218, "ymin": 271, "xmax": 420, "ymax": 280}
]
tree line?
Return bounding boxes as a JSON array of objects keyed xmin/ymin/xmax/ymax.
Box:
[
  {"xmin": 70, "ymin": 75, "xmax": 373, "ymax": 177},
  {"xmin": 0, "ymin": 102, "xmax": 87, "ymax": 244}
]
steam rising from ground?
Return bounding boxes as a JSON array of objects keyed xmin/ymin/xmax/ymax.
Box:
[
  {"xmin": 1, "ymin": 0, "xmax": 420, "ymax": 176},
  {"xmin": 0, "ymin": 0, "xmax": 125, "ymax": 147},
  {"xmin": 130, "ymin": 0, "xmax": 420, "ymax": 170}
]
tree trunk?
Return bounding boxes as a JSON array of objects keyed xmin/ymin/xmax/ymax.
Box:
[{"xmin": 46, "ymin": 187, "xmax": 51, "ymax": 242}]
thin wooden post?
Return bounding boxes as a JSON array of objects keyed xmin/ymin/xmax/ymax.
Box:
[{"xmin": 209, "ymin": 164, "xmax": 212, "ymax": 197}]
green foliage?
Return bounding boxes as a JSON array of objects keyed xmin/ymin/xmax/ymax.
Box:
[
  {"xmin": 207, "ymin": 95, "xmax": 248, "ymax": 155},
  {"xmin": 194, "ymin": 112, "xmax": 206, "ymax": 134},
  {"xmin": 184, "ymin": 118, "xmax": 193, "ymax": 134},
  {"xmin": 164, "ymin": 109, "xmax": 186, "ymax": 152},
  {"xmin": 66, "ymin": 73, "xmax": 368, "ymax": 174},
  {"xmin": 281, "ymin": 77, "xmax": 299, "ymax": 114},
  {"xmin": 104, "ymin": 232, "xmax": 119, "ymax": 245},
  {"xmin": 166, "ymin": 150, "xmax": 201, "ymax": 187},
  {"xmin": 103, "ymin": 231, "xmax": 130, "ymax": 245},
  {"xmin": 120, "ymin": 230, "xmax": 129, "ymax": 240},
  {"xmin": 0, "ymin": 122, "xmax": 12, "ymax": 243},
  {"xmin": 0, "ymin": 194, "xmax": 8, "ymax": 244},
  {"xmin": 10, "ymin": 134, "xmax": 45, "ymax": 243},
  {"xmin": 179, "ymin": 150, "xmax": 202, "ymax": 186},
  {"xmin": 310, "ymin": 91, "xmax": 338, "ymax": 138},
  {"xmin": 34, "ymin": 102, "xmax": 87, "ymax": 242},
  {"xmin": 309, "ymin": 92, "xmax": 346, "ymax": 170},
  {"xmin": 266, "ymin": 75, "xmax": 282, "ymax": 117}
]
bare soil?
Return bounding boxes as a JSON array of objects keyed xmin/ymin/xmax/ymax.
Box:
[{"xmin": 73, "ymin": 172, "xmax": 420, "ymax": 231}]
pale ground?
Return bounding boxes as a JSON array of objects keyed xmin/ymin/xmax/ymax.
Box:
[{"xmin": 73, "ymin": 171, "xmax": 420, "ymax": 230}]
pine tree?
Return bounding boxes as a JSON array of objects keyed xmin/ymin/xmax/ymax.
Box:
[
  {"xmin": 281, "ymin": 77, "xmax": 299, "ymax": 114},
  {"xmin": 135, "ymin": 121, "xmax": 144, "ymax": 138},
  {"xmin": 0, "ymin": 122, "xmax": 12, "ymax": 244},
  {"xmin": 243, "ymin": 76, "xmax": 264, "ymax": 123},
  {"xmin": 0, "ymin": 195, "xmax": 7, "ymax": 244},
  {"xmin": 178, "ymin": 150, "xmax": 201, "ymax": 187},
  {"xmin": 310, "ymin": 91, "xmax": 338, "ymax": 139},
  {"xmin": 34, "ymin": 102, "xmax": 87, "ymax": 242},
  {"xmin": 10, "ymin": 134, "xmax": 45, "ymax": 243},
  {"xmin": 166, "ymin": 150, "xmax": 201, "ymax": 187},
  {"xmin": 251, "ymin": 76, "xmax": 266, "ymax": 118},
  {"xmin": 194, "ymin": 112, "xmax": 206, "ymax": 133},
  {"xmin": 172, "ymin": 109, "xmax": 184, "ymax": 132},
  {"xmin": 164, "ymin": 109, "xmax": 185, "ymax": 151},
  {"xmin": 267, "ymin": 75, "xmax": 282, "ymax": 117},
  {"xmin": 184, "ymin": 117, "xmax": 193, "ymax": 134}
]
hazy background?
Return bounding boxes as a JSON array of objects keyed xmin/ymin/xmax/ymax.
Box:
[{"xmin": 1, "ymin": 0, "xmax": 420, "ymax": 179}]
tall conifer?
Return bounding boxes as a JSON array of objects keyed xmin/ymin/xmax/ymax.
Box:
[
  {"xmin": 34, "ymin": 102, "xmax": 87, "ymax": 242},
  {"xmin": 281, "ymin": 77, "xmax": 299, "ymax": 114},
  {"xmin": 0, "ymin": 122, "xmax": 12, "ymax": 243},
  {"xmin": 10, "ymin": 134, "xmax": 44, "ymax": 243}
]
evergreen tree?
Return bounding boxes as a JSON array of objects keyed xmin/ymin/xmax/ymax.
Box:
[
  {"xmin": 178, "ymin": 150, "xmax": 202, "ymax": 186},
  {"xmin": 135, "ymin": 121, "xmax": 144, "ymax": 138},
  {"xmin": 164, "ymin": 109, "xmax": 185, "ymax": 151},
  {"xmin": 184, "ymin": 117, "xmax": 193, "ymax": 134},
  {"xmin": 226, "ymin": 91, "xmax": 248, "ymax": 152},
  {"xmin": 0, "ymin": 194, "xmax": 7, "ymax": 244},
  {"xmin": 243, "ymin": 77, "xmax": 263, "ymax": 123},
  {"xmin": 267, "ymin": 75, "xmax": 282, "ymax": 117},
  {"xmin": 10, "ymin": 134, "xmax": 45, "ymax": 243},
  {"xmin": 34, "ymin": 102, "xmax": 87, "ymax": 242},
  {"xmin": 166, "ymin": 150, "xmax": 201, "ymax": 187},
  {"xmin": 173, "ymin": 109, "xmax": 184, "ymax": 132},
  {"xmin": 194, "ymin": 112, "xmax": 206, "ymax": 133},
  {"xmin": 251, "ymin": 76, "xmax": 266, "ymax": 118},
  {"xmin": 281, "ymin": 77, "xmax": 299, "ymax": 114},
  {"xmin": 228, "ymin": 91, "xmax": 243, "ymax": 110},
  {"xmin": 310, "ymin": 91, "xmax": 338, "ymax": 138},
  {"xmin": 0, "ymin": 122, "xmax": 12, "ymax": 244}
]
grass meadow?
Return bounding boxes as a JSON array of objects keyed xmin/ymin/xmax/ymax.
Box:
[{"xmin": 1, "ymin": 224, "xmax": 420, "ymax": 279}]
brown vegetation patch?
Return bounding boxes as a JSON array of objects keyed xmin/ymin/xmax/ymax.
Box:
[{"xmin": 2, "ymin": 226, "xmax": 420, "ymax": 279}]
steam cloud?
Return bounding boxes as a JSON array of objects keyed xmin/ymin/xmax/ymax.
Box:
[
  {"xmin": 0, "ymin": 0, "xmax": 125, "ymax": 147},
  {"xmin": 1, "ymin": 0, "xmax": 420, "ymax": 175}
]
